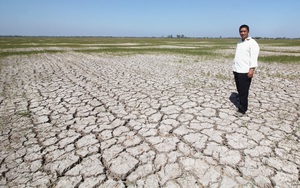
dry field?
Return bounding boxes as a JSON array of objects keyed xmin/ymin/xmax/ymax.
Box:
[{"xmin": 0, "ymin": 37, "xmax": 299, "ymax": 187}]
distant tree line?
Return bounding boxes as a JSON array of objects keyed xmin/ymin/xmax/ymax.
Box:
[{"xmin": 166, "ymin": 34, "xmax": 186, "ymax": 39}]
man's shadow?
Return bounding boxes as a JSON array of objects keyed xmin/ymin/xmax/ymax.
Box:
[{"xmin": 229, "ymin": 92, "xmax": 240, "ymax": 108}]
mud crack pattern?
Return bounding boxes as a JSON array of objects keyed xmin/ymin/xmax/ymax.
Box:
[{"xmin": 0, "ymin": 53, "xmax": 299, "ymax": 187}]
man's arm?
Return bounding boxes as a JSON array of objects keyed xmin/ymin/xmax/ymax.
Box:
[
  {"xmin": 250, "ymin": 40, "xmax": 260, "ymax": 68},
  {"xmin": 248, "ymin": 40, "xmax": 260, "ymax": 78}
]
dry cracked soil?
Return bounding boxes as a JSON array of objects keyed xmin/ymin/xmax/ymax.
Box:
[{"xmin": 0, "ymin": 52, "xmax": 299, "ymax": 188}]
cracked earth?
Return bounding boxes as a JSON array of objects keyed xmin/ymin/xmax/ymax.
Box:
[{"xmin": 0, "ymin": 52, "xmax": 299, "ymax": 187}]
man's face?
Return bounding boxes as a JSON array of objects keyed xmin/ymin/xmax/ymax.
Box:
[{"xmin": 239, "ymin": 27, "xmax": 249, "ymax": 41}]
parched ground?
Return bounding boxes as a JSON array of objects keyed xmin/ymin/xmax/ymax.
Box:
[{"xmin": 0, "ymin": 52, "xmax": 299, "ymax": 187}]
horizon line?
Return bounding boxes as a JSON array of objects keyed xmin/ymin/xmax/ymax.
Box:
[{"xmin": 1, "ymin": 35, "xmax": 299, "ymax": 39}]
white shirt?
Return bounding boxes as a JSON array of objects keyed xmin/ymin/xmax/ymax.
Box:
[{"xmin": 233, "ymin": 37, "xmax": 260, "ymax": 73}]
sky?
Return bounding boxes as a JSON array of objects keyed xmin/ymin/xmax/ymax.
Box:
[{"xmin": 0, "ymin": 0, "xmax": 299, "ymax": 38}]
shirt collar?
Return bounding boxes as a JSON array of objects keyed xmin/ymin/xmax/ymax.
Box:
[{"xmin": 240, "ymin": 37, "xmax": 252, "ymax": 42}]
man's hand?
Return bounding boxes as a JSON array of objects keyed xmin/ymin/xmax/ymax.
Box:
[{"xmin": 248, "ymin": 68, "xmax": 255, "ymax": 78}]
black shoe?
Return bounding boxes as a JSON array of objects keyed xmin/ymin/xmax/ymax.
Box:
[
  {"xmin": 238, "ymin": 109, "xmax": 246, "ymax": 114},
  {"xmin": 238, "ymin": 107, "xmax": 246, "ymax": 114}
]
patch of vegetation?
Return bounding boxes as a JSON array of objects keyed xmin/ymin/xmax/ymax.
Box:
[
  {"xmin": 260, "ymin": 55, "xmax": 300, "ymax": 64},
  {"xmin": 75, "ymin": 46, "xmax": 219, "ymax": 58},
  {"xmin": 0, "ymin": 37, "xmax": 299, "ymax": 64},
  {"xmin": 261, "ymin": 49, "xmax": 300, "ymax": 54},
  {"xmin": 16, "ymin": 111, "xmax": 31, "ymax": 117},
  {"xmin": 258, "ymin": 39, "xmax": 300, "ymax": 47},
  {"xmin": 0, "ymin": 50, "xmax": 63, "ymax": 58}
]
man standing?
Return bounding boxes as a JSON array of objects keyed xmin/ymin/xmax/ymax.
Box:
[{"xmin": 233, "ymin": 24, "xmax": 260, "ymax": 115}]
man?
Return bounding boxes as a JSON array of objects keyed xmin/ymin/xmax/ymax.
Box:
[{"xmin": 233, "ymin": 24, "xmax": 260, "ymax": 115}]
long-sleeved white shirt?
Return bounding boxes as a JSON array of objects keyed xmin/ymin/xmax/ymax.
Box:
[{"xmin": 233, "ymin": 37, "xmax": 260, "ymax": 73}]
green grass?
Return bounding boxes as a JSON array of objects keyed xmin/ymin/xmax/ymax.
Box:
[
  {"xmin": 261, "ymin": 49, "xmax": 300, "ymax": 54},
  {"xmin": 0, "ymin": 37, "xmax": 299, "ymax": 63},
  {"xmin": 0, "ymin": 50, "xmax": 63, "ymax": 58},
  {"xmin": 260, "ymin": 55, "xmax": 300, "ymax": 64},
  {"xmin": 257, "ymin": 38, "xmax": 300, "ymax": 46},
  {"xmin": 0, "ymin": 37, "xmax": 235, "ymax": 48},
  {"xmin": 75, "ymin": 46, "xmax": 218, "ymax": 57},
  {"xmin": 16, "ymin": 111, "xmax": 31, "ymax": 117}
]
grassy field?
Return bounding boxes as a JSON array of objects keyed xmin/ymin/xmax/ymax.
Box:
[{"xmin": 0, "ymin": 37, "xmax": 300, "ymax": 63}]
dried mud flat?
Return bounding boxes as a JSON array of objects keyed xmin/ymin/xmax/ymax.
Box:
[{"xmin": 0, "ymin": 52, "xmax": 299, "ymax": 188}]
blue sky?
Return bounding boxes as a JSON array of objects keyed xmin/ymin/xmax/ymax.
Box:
[{"xmin": 0, "ymin": 0, "xmax": 299, "ymax": 38}]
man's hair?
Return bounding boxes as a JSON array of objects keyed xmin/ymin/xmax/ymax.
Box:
[{"xmin": 239, "ymin": 24, "xmax": 249, "ymax": 32}]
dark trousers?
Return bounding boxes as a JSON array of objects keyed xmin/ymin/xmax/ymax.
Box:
[{"xmin": 233, "ymin": 72, "xmax": 252, "ymax": 113}]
